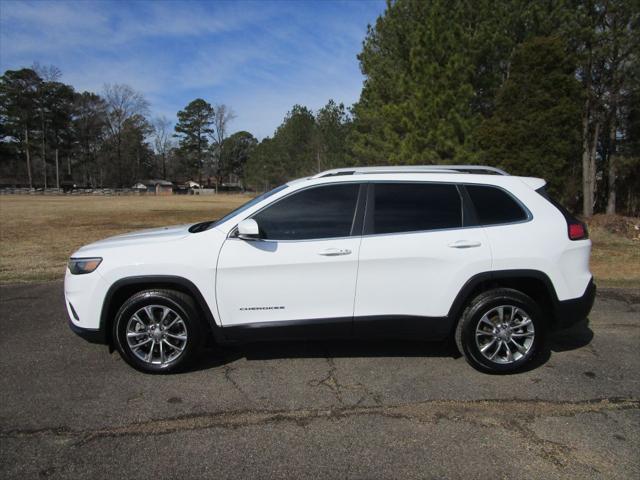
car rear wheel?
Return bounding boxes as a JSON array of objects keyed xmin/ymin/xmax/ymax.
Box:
[
  {"xmin": 113, "ymin": 289, "xmax": 204, "ymax": 373},
  {"xmin": 455, "ymin": 288, "xmax": 544, "ymax": 373}
]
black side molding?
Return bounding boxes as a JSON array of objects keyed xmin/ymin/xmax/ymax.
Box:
[
  {"xmin": 447, "ymin": 269, "xmax": 559, "ymax": 322},
  {"xmin": 223, "ymin": 315, "xmax": 451, "ymax": 342},
  {"xmin": 68, "ymin": 318, "xmax": 106, "ymax": 344},
  {"xmin": 223, "ymin": 317, "xmax": 352, "ymax": 342},
  {"xmin": 353, "ymin": 315, "xmax": 450, "ymax": 341},
  {"xmin": 85, "ymin": 270, "xmax": 594, "ymax": 348},
  {"xmin": 100, "ymin": 275, "xmax": 222, "ymax": 343},
  {"xmin": 554, "ymin": 279, "xmax": 596, "ymax": 330},
  {"xmin": 447, "ymin": 269, "xmax": 596, "ymax": 330}
]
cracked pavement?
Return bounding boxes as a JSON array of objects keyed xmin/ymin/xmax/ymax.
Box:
[{"xmin": 1, "ymin": 282, "xmax": 639, "ymax": 479}]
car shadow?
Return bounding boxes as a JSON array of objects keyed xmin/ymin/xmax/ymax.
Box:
[
  {"xmin": 188, "ymin": 338, "xmax": 458, "ymax": 372},
  {"xmin": 516, "ymin": 317, "xmax": 595, "ymax": 374},
  {"xmin": 185, "ymin": 318, "xmax": 595, "ymax": 374},
  {"xmin": 548, "ymin": 318, "xmax": 595, "ymax": 352}
]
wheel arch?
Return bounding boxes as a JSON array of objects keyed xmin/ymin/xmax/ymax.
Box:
[
  {"xmin": 447, "ymin": 270, "xmax": 560, "ymax": 334},
  {"xmin": 100, "ymin": 275, "xmax": 222, "ymax": 347}
]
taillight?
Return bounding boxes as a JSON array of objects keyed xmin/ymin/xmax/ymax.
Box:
[
  {"xmin": 568, "ymin": 222, "xmax": 587, "ymax": 240},
  {"xmin": 535, "ymin": 186, "xmax": 589, "ymax": 241}
]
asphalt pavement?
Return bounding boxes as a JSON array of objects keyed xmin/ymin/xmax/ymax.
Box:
[{"xmin": 0, "ymin": 281, "xmax": 638, "ymax": 479}]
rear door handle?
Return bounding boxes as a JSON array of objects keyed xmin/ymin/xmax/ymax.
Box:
[
  {"xmin": 318, "ymin": 248, "xmax": 352, "ymax": 256},
  {"xmin": 448, "ymin": 240, "xmax": 481, "ymax": 249}
]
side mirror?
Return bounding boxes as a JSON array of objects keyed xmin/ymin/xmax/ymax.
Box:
[{"xmin": 237, "ymin": 218, "xmax": 260, "ymax": 240}]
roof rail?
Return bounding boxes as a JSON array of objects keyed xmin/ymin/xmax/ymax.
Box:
[{"xmin": 313, "ymin": 165, "xmax": 509, "ymax": 178}]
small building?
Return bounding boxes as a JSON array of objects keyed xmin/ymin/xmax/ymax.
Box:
[
  {"xmin": 133, "ymin": 179, "xmax": 174, "ymax": 195},
  {"xmin": 174, "ymin": 180, "xmax": 202, "ymax": 195}
]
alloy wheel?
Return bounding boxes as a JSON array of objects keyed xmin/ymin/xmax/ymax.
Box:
[
  {"xmin": 474, "ymin": 305, "xmax": 535, "ymax": 364},
  {"xmin": 125, "ymin": 305, "xmax": 188, "ymax": 367}
]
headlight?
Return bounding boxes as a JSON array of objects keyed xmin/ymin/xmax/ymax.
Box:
[{"xmin": 68, "ymin": 257, "xmax": 102, "ymax": 275}]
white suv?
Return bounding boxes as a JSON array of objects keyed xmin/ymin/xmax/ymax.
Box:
[{"xmin": 65, "ymin": 166, "xmax": 595, "ymax": 373}]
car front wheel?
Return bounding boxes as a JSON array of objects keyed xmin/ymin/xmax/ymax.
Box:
[
  {"xmin": 455, "ymin": 288, "xmax": 544, "ymax": 373},
  {"xmin": 113, "ymin": 289, "xmax": 204, "ymax": 373}
]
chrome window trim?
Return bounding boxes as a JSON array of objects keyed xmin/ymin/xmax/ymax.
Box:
[
  {"xmin": 461, "ymin": 182, "xmax": 533, "ymax": 226},
  {"xmin": 227, "ymin": 179, "xmax": 534, "ymax": 242},
  {"xmin": 228, "ymin": 181, "xmax": 364, "ymax": 241}
]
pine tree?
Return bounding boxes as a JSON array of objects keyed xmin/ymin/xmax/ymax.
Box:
[
  {"xmin": 349, "ymin": 0, "xmax": 518, "ymax": 165},
  {"xmin": 174, "ymin": 99, "xmax": 214, "ymax": 185},
  {"xmin": 475, "ymin": 37, "xmax": 583, "ymax": 207},
  {"xmin": 0, "ymin": 69, "xmax": 42, "ymax": 187}
]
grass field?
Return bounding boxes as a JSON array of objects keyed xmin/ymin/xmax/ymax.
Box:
[
  {"xmin": 1, "ymin": 195, "xmax": 638, "ymax": 288},
  {"xmin": 588, "ymin": 221, "xmax": 640, "ymax": 289},
  {"xmin": 0, "ymin": 194, "xmax": 249, "ymax": 284}
]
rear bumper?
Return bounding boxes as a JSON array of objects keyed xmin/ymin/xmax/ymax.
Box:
[{"xmin": 553, "ymin": 278, "xmax": 596, "ymax": 330}]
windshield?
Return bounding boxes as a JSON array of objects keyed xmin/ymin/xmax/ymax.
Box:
[{"xmin": 211, "ymin": 184, "xmax": 289, "ymax": 228}]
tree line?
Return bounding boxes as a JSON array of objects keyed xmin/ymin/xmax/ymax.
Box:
[
  {"xmin": 0, "ymin": 64, "xmax": 254, "ymax": 189},
  {"xmin": 361, "ymin": 0, "xmax": 638, "ymax": 217},
  {"xmin": 250, "ymin": 0, "xmax": 638, "ymax": 216},
  {"xmin": 1, "ymin": 0, "xmax": 638, "ymax": 216}
]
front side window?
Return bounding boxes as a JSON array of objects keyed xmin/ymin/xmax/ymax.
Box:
[
  {"xmin": 213, "ymin": 184, "xmax": 289, "ymax": 228},
  {"xmin": 466, "ymin": 184, "xmax": 528, "ymax": 225},
  {"xmin": 372, "ymin": 183, "xmax": 462, "ymax": 234},
  {"xmin": 252, "ymin": 184, "xmax": 360, "ymax": 240}
]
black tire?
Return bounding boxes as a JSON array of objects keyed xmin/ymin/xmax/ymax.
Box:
[
  {"xmin": 455, "ymin": 288, "xmax": 545, "ymax": 373},
  {"xmin": 113, "ymin": 289, "xmax": 205, "ymax": 373}
]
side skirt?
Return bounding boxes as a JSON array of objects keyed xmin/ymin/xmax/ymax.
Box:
[
  {"xmin": 222, "ymin": 317, "xmax": 351, "ymax": 342},
  {"xmin": 353, "ymin": 315, "xmax": 451, "ymax": 341},
  {"xmin": 221, "ymin": 315, "xmax": 452, "ymax": 342}
]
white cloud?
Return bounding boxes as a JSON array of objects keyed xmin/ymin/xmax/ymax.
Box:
[
  {"xmin": 0, "ymin": 0, "xmax": 270, "ymax": 59},
  {"xmin": 0, "ymin": 0, "xmax": 383, "ymax": 139}
]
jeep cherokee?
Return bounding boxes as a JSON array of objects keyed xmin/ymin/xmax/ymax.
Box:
[{"xmin": 65, "ymin": 165, "xmax": 595, "ymax": 373}]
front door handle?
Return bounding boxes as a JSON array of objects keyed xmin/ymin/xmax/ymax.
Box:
[
  {"xmin": 448, "ymin": 240, "xmax": 481, "ymax": 249},
  {"xmin": 318, "ymin": 248, "xmax": 352, "ymax": 256}
]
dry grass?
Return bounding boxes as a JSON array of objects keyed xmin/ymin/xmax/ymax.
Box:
[
  {"xmin": 1, "ymin": 195, "xmax": 638, "ymax": 287},
  {"xmin": 0, "ymin": 194, "xmax": 249, "ymax": 283},
  {"xmin": 588, "ymin": 221, "xmax": 640, "ymax": 289}
]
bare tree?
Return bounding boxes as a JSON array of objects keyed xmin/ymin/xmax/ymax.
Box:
[
  {"xmin": 103, "ymin": 84, "xmax": 149, "ymax": 186},
  {"xmin": 603, "ymin": 5, "xmax": 638, "ymax": 214},
  {"xmin": 31, "ymin": 62, "xmax": 61, "ymax": 82},
  {"xmin": 210, "ymin": 104, "xmax": 235, "ymax": 189},
  {"xmin": 74, "ymin": 92, "xmax": 107, "ymax": 186},
  {"xmin": 32, "ymin": 63, "xmax": 62, "ymax": 189},
  {"xmin": 153, "ymin": 116, "xmax": 173, "ymax": 179},
  {"xmin": 576, "ymin": 1, "xmax": 638, "ymax": 217}
]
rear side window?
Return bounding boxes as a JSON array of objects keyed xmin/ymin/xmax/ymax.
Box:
[
  {"xmin": 253, "ymin": 184, "xmax": 359, "ymax": 240},
  {"xmin": 536, "ymin": 187, "xmax": 588, "ymax": 240},
  {"xmin": 536, "ymin": 187, "xmax": 573, "ymax": 218},
  {"xmin": 466, "ymin": 185, "xmax": 528, "ymax": 225},
  {"xmin": 371, "ymin": 183, "xmax": 462, "ymax": 234}
]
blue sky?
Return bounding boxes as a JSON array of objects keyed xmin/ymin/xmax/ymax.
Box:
[{"xmin": 0, "ymin": 0, "xmax": 385, "ymax": 139}]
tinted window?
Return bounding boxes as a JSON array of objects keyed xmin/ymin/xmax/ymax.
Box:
[
  {"xmin": 536, "ymin": 187, "xmax": 575, "ymax": 219},
  {"xmin": 253, "ymin": 184, "xmax": 359, "ymax": 240},
  {"xmin": 466, "ymin": 185, "xmax": 528, "ymax": 225},
  {"xmin": 372, "ymin": 183, "xmax": 462, "ymax": 234},
  {"xmin": 214, "ymin": 184, "xmax": 288, "ymax": 227}
]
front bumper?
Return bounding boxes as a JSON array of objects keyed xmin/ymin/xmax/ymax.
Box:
[
  {"xmin": 65, "ymin": 268, "xmax": 109, "ymax": 344},
  {"xmin": 64, "ymin": 267, "xmax": 107, "ymax": 329},
  {"xmin": 553, "ymin": 278, "xmax": 596, "ymax": 330},
  {"xmin": 68, "ymin": 317, "xmax": 106, "ymax": 343}
]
